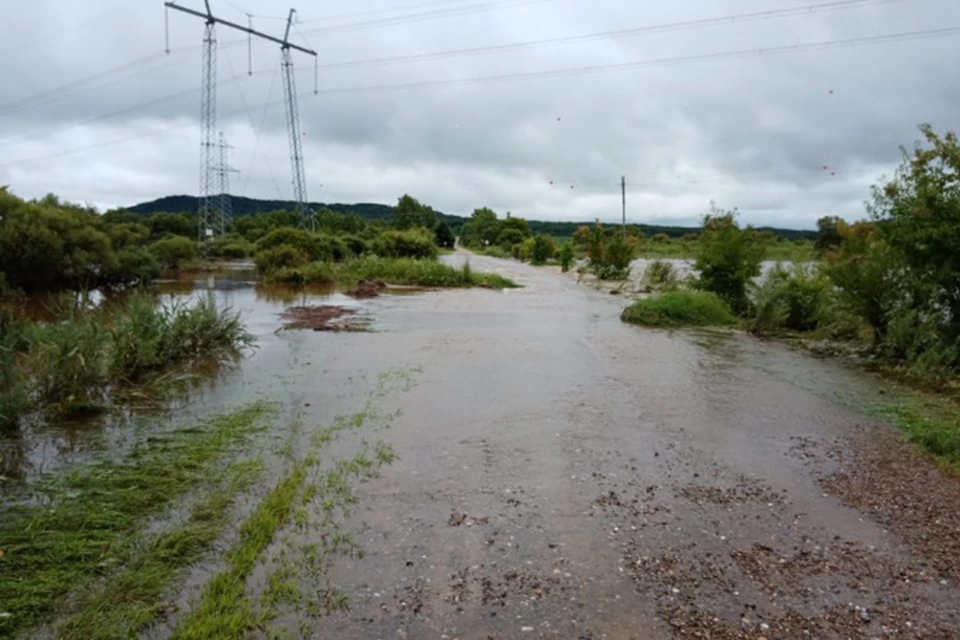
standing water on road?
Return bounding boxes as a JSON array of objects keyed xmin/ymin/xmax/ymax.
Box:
[{"xmin": 3, "ymin": 256, "xmax": 958, "ymax": 639}]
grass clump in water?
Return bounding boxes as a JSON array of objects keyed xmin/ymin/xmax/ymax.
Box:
[
  {"xmin": 267, "ymin": 255, "xmax": 517, "ymax": 290},
  {"xmin": 621, "ymin": 290, "xmax": 737, "ymax": 328},
  {"xmin": 0, "ymin": 402, "xmax": 276, "ymax": 637}
]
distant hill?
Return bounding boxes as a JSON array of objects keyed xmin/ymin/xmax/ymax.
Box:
[{"xmin": 125, "ymin": 195, "xmax": 817, "ymax": 241}]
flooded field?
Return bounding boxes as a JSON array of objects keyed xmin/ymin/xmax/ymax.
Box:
[{"xmin": 3, "ymin": 254, "xmax": 959, "ymax": 638}]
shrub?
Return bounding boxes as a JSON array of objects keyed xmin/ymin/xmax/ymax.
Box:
[
  {"xmin": 342, "ymin": 234, "xmax": 369, "ymax": 257},
  {"xmin": 749, "ymin": 264, "xmax": 832, "ymax": 336},
  {"xmin": 559, "ymin": 242, "xmax": 574, "ymax": 272},
  {"xmin": 644, "ymin": 259, "xmax": 677, "ymax": 287},
  {"xmin": 481, "ymin": 245, "xmax": 510, "ymax": 259},
  {"xmin": 0, "ymin": 312, "xmax": 28, "ymax": 430},
  {"xmin": 254, "ymin": 244, "xmax": 309, "ymax": 274},
  {"xmin": 530, "ymin": 235, "xmax": 556, "ymax": 265},
  {"xmin": 149, "ymin": 235, "xmax": 199, "ymax": 270},
  {"xmin": 620, "ymin": 290, "xmax": 737, "ymax": 328},
  {"xmin": 371, "ymin": 229, "xmax": 438, "ymax": 259},
  {"xmin": 435, "ymin": 220, "xmax": 456, "ymax": 249},
  {"xmin": 256, "ymin": 227, "xmax": 320, "ymax": 260},
  {"xmin": 594, "ymin": 233, "xmax": 635, "ymax": 280},
  {"xmin": 206, "ymin": 234, "xmax": 255, "ymax": 259},
  {"xmin": 694, "ymin": 207, "xmax": 764, "ymax": 315}
]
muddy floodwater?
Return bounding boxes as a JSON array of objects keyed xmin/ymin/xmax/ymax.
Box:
[{"xmin": 5, "ymin": 253, "xmax": 960, "ymax": 638}]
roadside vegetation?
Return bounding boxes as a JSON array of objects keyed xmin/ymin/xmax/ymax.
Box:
[
  {"xmin": 0, "ymin": 293, "xmax": 251, "ymax": 430},
  {"xmin": 621, "ymin": 290, "xmax": 736, "ymax": 328},
  {"xmin": 618, "ymin": 124, "xmax": 960, "ymax": 465}
]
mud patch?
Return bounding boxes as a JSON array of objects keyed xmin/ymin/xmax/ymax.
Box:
[
  {"xmin": 347, "ymin": 279, "xmax": 386, "ymax": 299},
  {"xmin": 280, "ymin": 305, "xmax": 367, "ymax": 332},
  {"xmin": 678, "ymin": 482, "xmax": 785, "ymax": 507}
]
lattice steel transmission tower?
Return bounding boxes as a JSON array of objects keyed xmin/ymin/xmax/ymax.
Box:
[
  {"xmin": 280, "ymin": 10, "xmax": 314, "ymax": 230},
  {"xmin": 216, "ymin": 132, "xmax": 238, "ymax": 229},
  {"xmin": 165, "ymin": 1, "xmax": 317, "ymax": 236}
]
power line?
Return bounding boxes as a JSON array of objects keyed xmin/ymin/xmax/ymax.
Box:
[
  {"xmin": 313, "ymin": 0, "xmax": 906, "ymax": 71},
  {"xmin": 1, "ymin": 24, "xmax": 957, "ymax": 169}
]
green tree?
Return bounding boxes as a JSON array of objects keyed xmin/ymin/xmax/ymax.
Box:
[
  {"xmin": 694, "ymin": 206, "xmax": 764, "ymax": 315},
  {"xmin": 148, "ymin": 212, "xmax": 195, "ymax": 239},
  {"xmin": 435, "ymin": 220, "xmax": 456, "ymax": 249},
  {"xmin": 815, "ymin": 216, "xmax": 845, "ymax": 252},
  {"xmin": 149, "ymin": 235, "xmax": 198, "ymax": 270},
  {"xmin": 460, "ymin": 207, "xmax": 500, "ymax": 248},
  {"xmin": 393, "ymin": 195, "xmax": 438, "ymax": 230},
  {"xmin": 530, "ymin": 235, "xmax": 556, "ymax": 265},
  {"xmin": 869, "ymin": 124, "xmax": 960, "ymax": 341}
]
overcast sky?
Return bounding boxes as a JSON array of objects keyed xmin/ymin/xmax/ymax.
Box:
[{"xmin": 1, "ymin": 0, "xmax": 958, "ymax": 228}]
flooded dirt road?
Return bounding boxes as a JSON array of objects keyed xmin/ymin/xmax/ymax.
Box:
[
  {"xmin": 255, "ymin": 253, "xmax": 958, "ymax": 639},
  {"xmin": 7, "ymin": 254, "xmax": 959, "ymax": 639}
]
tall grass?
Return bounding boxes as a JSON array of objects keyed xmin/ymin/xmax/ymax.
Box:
[
  {"xmin": 1, "ymin": 294, "xmax": 252, "ymax": 424},
  {"xmin": 621, "ymin": 290, "xmax": 737, "ymax": 328}
]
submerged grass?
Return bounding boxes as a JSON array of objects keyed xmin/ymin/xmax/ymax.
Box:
[
  {"xmin": 0, "ymin": 402, "xmax": 276, "ymax": 637},
  {"xmin": 267, "ymin": 256, "xmax": 517, "ymax": 290},
  {"xmin": 621, "ymin": 290, "xmax": 737, "ymax": 328},
  {"xmin": 57, "ymin": 458, "xmax": 265, "ymax": 640}
]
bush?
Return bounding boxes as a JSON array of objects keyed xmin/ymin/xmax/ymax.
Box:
[
  {"xmin": 559, "ymin": 242, "xmax": 574, "ymax": 272},
  {"xmin": 254, "ymin": 227, "xmax": 346, "ymax": 261},
  {"xmin": 435, "ymin": 220, "xmax": 456, "ymax": 249},
  {"xmin": 254, "ymin": 244, "xmax": 309, "ymax": 274},
  {"xmin": 0, "ymin": 312, "xmax": 28, "ymax": 430},
  {"xmin": 594, "ymin": 233, "xmax": 635, "ymax": 280},
  {"xmin": 149, "ymin": 235, "xmax": 199, "ymax": 270},
  {"xmin": 749, "ymin": 264, "xmax": 832, "ymax": 336},
  {"xmin": 342, "ymin": 234, "xmax": 369, "ymax": 257},
  {"xmin": 644, "ymin": 259, "xmax": 677, "ymax": 288},
  {"xmin": 206, "ymin": 234, "xmax": 255, "ymax": 259},
  {"xmin": 694, "ymin": 208, "xmax": 764, "ymax": 315},
  {"xmin": 481, "ymin": 245, "xmax": 510, "ymax": 259},
  {"xmin": 530, "ymin": 235, "xmax": 556, "ymax": 265},
  {"xmin": 620, "ymin": 290, "xmax": 737, "ymax": 328},
  {"xmin": 371, "ymin": 228, "xmax": 438, "ymax": 259}
]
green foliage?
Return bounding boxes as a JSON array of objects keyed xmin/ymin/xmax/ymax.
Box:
[
  {"xmin": 459, "ymin": 207, "xmax": 501, "ymax": 248},
  {"xmin": 206, "ymin": 233, "xmax": 255, "ymax": 259},
  {"xmin": 694, "ymin": 207, "xmax": 765, "ymax": 315},
  {"xmin": 254, "ymin": 244, "xmax": 310, "ymax": 274},
  {"xmin": 267, "ymin": 256, "xmax": 516, "ymax": 289},
  {"xmin": 393, "ymin": 194, "xmax": 438, "ymax": 230},
  {"xmin": 342, "ymin": 234, "xmax": 369, "ymax": 256},
  {"xmin": 749, "ymin": 264, "xmax": 832, "ymax": 336},
  {"xmin": 559, "ymin": 242, "xmax": 574, "ymax": 272},
  {"xmin": 815, "ymin": 216, "xmax": 844, "ymax": 252},
  {"xmin": 870, "ymin": 124, "xmax": 960, "ymax": 345},
  {"xmin": 0, "ymin": 311, "xmax": 28, "ymax": 431},
  {"xmin": 147, "ymin": 212, "xmax": 195, "ymax": 239},
  {"xmin": 643, "ymin": 259, "xmax": 677, "ymax": 288},
  {"xmin": 434, "ymin": 219, "xmax": 456, "ymax": 249},
  {"xmin": 0, "ymin": 403, "xmax": 274, "ymax": 638},
  {"xmin": 621, "ymin": 290, "xmax": 737, "ymax": 328},
  {"xmin": 530, "ymin": 235, "xmax": 556, "ymax": 265},
  {"xmin": 2, "ymin": 295, "xmax": 251, "ymax": 422},
  {"xmin": 585, "ymin": 224, "xmax": 635, "ymax": 280},
  {"xmin": 149, "ymin": 235, "xmax": 198, "ymax": 270},
  {"xmin": 372, "ymin": 228, "xmax": 438, "ymax": 259},
  {"xmin": 883, "ymin": 402, "xmax": 960, "ymax": 468}
]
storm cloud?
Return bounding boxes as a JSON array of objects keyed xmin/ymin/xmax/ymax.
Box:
[{"xmin": 1, "ymin": 0, "xmax": 958, "ymax": 227}]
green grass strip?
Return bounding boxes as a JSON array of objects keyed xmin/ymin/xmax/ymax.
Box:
[
  {"xmin": 56, "ymin": 458, "xmax": 264, "ymax": 640},
  {"xmin": 172, "ymin": 459, "xmax": 311, "ymax": 640},
  {"xmin": 621, "ymin": 290, "xmax": 737, "ymax": 328},
  {"xmin": 880, "ymin": 401, "xmax": 960, "ymax": 471},
  {"xmin": 0, "ymin": 402, "xmax": 276, "ymax": 637}
]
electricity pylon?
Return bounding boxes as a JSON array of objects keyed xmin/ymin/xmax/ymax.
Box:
[
  {"xmin": 165, "ymin": 1, "xmax": 317, "ymax": 237},
  {"xmin": 280, "ymin": 10, "xmax": 313, "ymax": 230},
  {"xmin": 216, "ymin": 132, "xmax": 238, "ymax": 230}
]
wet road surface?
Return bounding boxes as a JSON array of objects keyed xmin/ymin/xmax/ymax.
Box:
[
  {"xmin": 256, "ymin": 253, "xmax": 960, "ymax": 639},
  {"xmin": 10, "ymin": 254, "xmax": 959, "ymax": 639}
]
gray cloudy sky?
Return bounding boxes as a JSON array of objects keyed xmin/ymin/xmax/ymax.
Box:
[{"xmin": 1, "ymin": 0, "xmax": 959, "ymax": 228}]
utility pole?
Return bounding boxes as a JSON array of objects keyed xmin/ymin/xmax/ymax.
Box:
[
  {"xmin": 621, "ymin": 175, "xmax": 626, "ymax": 239},
  {"xmin": 216, "ymin": 132, "xmax": 238, "ymax": 232},
  {"xmin": 165, "ymin": 1, "xmax": 317, "ymax": 236}
]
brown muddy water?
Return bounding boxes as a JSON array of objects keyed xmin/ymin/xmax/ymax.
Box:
[{"xmin": 6, "ymin": 254, "xmax": 960, "ymax": 639}]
